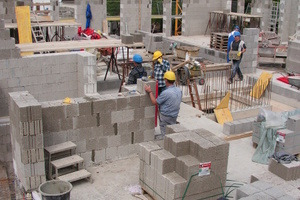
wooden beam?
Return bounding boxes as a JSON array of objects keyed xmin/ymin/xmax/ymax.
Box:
[{"xmin": 224, "ymin": 131, "xmax": 253, "ymax": 141}]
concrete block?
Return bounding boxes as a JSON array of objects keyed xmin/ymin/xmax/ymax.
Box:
[
  {"xmin": 73, "ymin": 115, "xmax": 97, "ymax": 129},
  {"xmin": 268, "ymin": 158, "xmax": 300, "ymax": 181},
  {"xmin": 151, "ymin": 149, "xmax": 175, "ymax": 174},
  {"xmin": 286, "ymin": 115, "xmax": 300, "ymax": 131},
  {"xmin": 130, "ymin": 32, "xmax": 143, "ymax": 43},
  {"xmin": 121, "ymin": 34, "xmax": 134, "ymax": 44},
  {"xmin": 80, "ymin": 151, "xmax": 92, "ymax": 167},
  {"xmin": 249, "ymin": 180, "xmax": 272, "ymax": 191},
  {"xmin": 105, "ymin": 146, "xmax": 118, "ymax": 161},
  {"xmin": 139, "ymin": 141, "xmax": 162, "ymax": 165},
  {"xmin": 276, "ymin": 129, "xmax": 298, "ymax": 148},
  {"xmin": 165, "ymin": 124, "xmax": 188, "ymax": 135},
  {"xmin": 176, "ymin": 155, "xmax": 199, "ymax": 180},
  {"xmin": 117, "ymin": 145, "xmax": 130, "ymax": 158},
  {"xmin": 163, "ymin": 172, "xmax": 187, "ymax": 199},
  {"xmin": 236, "ymin": 184, "xmax": 260, "ymax": 198},
  {"xmin": 108, "ymin": 135, "xmax": 121, "ymax": 147},
  {"xmin": 137, "ymin": 79, "xmax": 156, "ymax": 95},
  {"xmin": 143, "ymin": 129, "xmax": 154, "ymax": 142},
  {"xmin": 167, "ymin": 134, "xmax": 190, "ymax": 157},
  {"xmin": 223, "ymin": 122, "xmax": 234, "ymax": 135},
  {"xmin": 264, "ymin": 186, "xmax": 286, "ymax": 199}
]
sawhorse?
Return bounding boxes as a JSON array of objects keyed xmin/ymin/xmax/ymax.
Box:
[{"xmin": 104, "ymin": 47, "xmax": 121, "ymax": 80}]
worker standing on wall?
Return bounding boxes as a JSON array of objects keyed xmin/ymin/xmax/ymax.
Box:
[
  {"xmin": 227, "ymin": 31, "xmax": 246, "ymax": 84},
  {"xmin": 144, "ymin": 71, "xmax": 182, "ymax": 139},
  {"xmin": 127, "ymin": 54, "xmax": 147, "ymax": 85},
  {"xmin": 152, "ymin": 50, "xmax": 170, "ymax": 95},
  {"xmin": 227, "ymin": 25, "xmax": 240, "ymax": 63}
]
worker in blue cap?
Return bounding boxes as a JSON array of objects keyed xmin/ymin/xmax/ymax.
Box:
[
  {"xmin": 227, "ymin": 31, "xmax": 246, "ymax": 84},
  {"xmin": 127, "ymin": 54, "xmax": 147, "ymax": 84},
  {"xmin": 227, "ymin": 25, "xmax": 240, "ymax": 63}
]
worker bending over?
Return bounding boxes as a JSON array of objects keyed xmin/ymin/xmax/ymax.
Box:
[
  {"xmin": 152, "ymin": 50, "xmax": 170, "ymax": 95},
  {"xmin": 144, "ymin": 71, "xmax": 182, "ymax": 139},
  {"xmin": 228, "ymin": 31, "xmax": 246, "ymax": 84},
  {"xmin": 127, "ymin": 54, "xmax": 147, "ymax": 85}
]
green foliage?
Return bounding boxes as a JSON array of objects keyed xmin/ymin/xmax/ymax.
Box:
[{"xmin": 107, "ymin": 0, "xmax": 120, "ymax": 16}]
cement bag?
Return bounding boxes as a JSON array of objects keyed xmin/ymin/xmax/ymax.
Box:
[{"xmin": 252, "ymin": 122, "xmax": 278, "ymax": 165}]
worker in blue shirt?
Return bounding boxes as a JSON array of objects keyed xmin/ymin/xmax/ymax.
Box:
[
  {"xmin": 144, "ymin": 71, "xmax": 182, "ymax": 139},
  {"xmin": 227, "ymin": 25, "xmax": 239, "ymax": 63},
  {"xmin": 127, "ymin": 54, "xmax": 147, "ymax": 85},
  {"xmin": 152, "ymin": 50, "xmax": 170, "ymax": 95}
]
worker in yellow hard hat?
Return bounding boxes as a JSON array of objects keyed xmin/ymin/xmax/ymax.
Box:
[
  {"xmin": 152, "ymin": 50, "xmax": 170, "ymax": 95},
  {"xmin": 144, "ymin": 71, "xmax": 182, "ymax": 139}
]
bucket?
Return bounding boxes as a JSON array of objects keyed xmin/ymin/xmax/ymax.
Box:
[
  {"xmin": 39, "ymin": 180, "xmax": 72, "ymax": 200},
  {"xmin": 176, "ymin": 46, "xmax": 200, "ymax": 59}
]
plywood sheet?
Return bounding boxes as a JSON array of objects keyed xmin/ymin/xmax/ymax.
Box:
[{"xmin": 250, "ymin": 72, "xmax": 273, "ymax": 99}]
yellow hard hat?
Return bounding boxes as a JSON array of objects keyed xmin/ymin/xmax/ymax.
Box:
[
  {"xmin": 163, "ymin": 70, "xmax": 176, "ymax": 81},
  {"xmin": 152, "ymin": 50, "xmax": 162, "ymax": 61}
]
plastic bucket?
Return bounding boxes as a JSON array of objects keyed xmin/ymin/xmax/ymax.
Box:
[{"xmin": 39, "ymin": 180, "xmax": 72, "ymax": 200}]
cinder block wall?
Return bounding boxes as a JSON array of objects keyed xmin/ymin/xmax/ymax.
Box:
[
  {"xmin": 240, "ymin": 28, "xmax": 259, "ymax": 74},
  {"xmin": 182, "ymin": 0, "xmax": 222, "ymax": 36},
  {"xmin": 42, "ymin": 79, "xmax": 156, "ymax": 167},
  {"xmin": 0, "ymin": 1, "xmax": 32, "ymax": 23},
  {"xmin": 0, "ymin": 117, "xmax": 13, "ymax": 175},
  {"xmin": 0, "ymin": 52, "xmax": 96, "ymax": 117},
  {"xmin": 120, "ymin": 0, "xmax": 152, "ymax": 35},
  {"xmin": 9, "ymin": 91, "xmax": 45, "ymax": 192},
  {"xmin": 0, "ymin": 19, "xmax": 21, "ymax": 60},
  {"xmin": 74, "ymin": 0, "xmax": 106, "ymax": 31},
  {"xmin": 251, "ymin": 0, "xmax": 272, "ymax": 32},
  {"xmin": 286, "ymin": 39, "xmax": 300, "ymax": 74},
  {"xmin": 163, "ymin": 0, "xmax": 172, "ymax": 37}
]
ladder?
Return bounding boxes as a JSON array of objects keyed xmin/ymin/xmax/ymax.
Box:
[
  {"xmin": 188, "ymin": 79, "xmax": 202, "ymax": 110},
  {"xmin": 30, "ymin": 13, "xmax": 46, "ymax": 43},
  {"xmin": 268, "ymin": 1, "xmax": 279, "ymax": 33}
]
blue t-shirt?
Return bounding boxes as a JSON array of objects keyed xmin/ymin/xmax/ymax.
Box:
[{"xmin": 156, "ymin": 85, "xmax": 182, "ymax": 118}]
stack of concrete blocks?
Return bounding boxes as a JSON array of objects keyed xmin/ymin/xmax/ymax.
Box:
[
  {"xmin": 41, "ymin": 79, "xmax": 156, "ymax": 167},
  {"xmin": 74, "ymin": 0, "xmax": 106, "ymax": 32},
  {"xmin": 120, "ymin": 0, "xmax": 151, "ymax": 35},
  {"xmin": 240, "ymin": 28, "xmax": 259, "ymax": 74},
  {"xmin": 182, "ymin": 0, "xmax": 222, "ymax": 36},
  {"xmin": 143, "ymin": 33, "xmax": 173, "ymax": 54},
  {"xmin": 278, "ymin": 0, "xmax": 300, "ymax": 43},
  {"xmin": 50, "ymin": 0, "xmax": 59, "ymax": 21},
  {"xmin": 0, "ymin": 19, "xmax": 21, "ymax": 60},
  {"xmin": 223, "ymin": 117, "xmax": 256, "ymax": 135},
  {"xmin": 139, "ymin": 126, "xmax": 229, "ymax": 200},
  {"xmin": 275, "ymin": 115, "xmax": 300, "ymax": 154},
  {"xmin": 8, "ymin": 91, "xmax": 45, "ymax": 192},
  {"xmin": 236, "ymin": 0, "xmax": 245, "ymax": 14},
  {"xmin": 163, "ymin": 0, "xmax": 172, "ymax": 37},
  {"xmin": 0, "ymin": 52, "xmax": 95, "ymax": 117},
  {"xmin": 0, "ymin": 1, "xmax": 16, "ymax": 23},
  {"xmin": 268, "ymin": 158, "xmax": 300, "ymax": 181},
  {"xmin": 236, "ymin": 180, "xmax": 296, "ymax": 200},
  {"xmin": 77, "ymin": 52, "xmax": 97, "ymax": 96},
  {"xmin": 286, "ymin": 39, "xmax": 300, "ymax": 74},
  {"xmin": 0, "ymin": 117, "xmax": 13, "ymax": 175},
  {"xmin": 251, "ymin": 0, "xmax": 272, "ymax": 32}
]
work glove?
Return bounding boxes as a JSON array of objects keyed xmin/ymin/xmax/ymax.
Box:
[
  {"xmin": 237, "ymin": 51, "xmax": 242, "ymax": 57},
  {"xmin": 157, "ymin": 57, "xmax": 163, "ymax": 64}
]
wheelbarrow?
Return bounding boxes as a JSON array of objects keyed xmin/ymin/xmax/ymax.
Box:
[{"xmin": 288, "ymin": 76, "xmax": 300, "ymax": 90}]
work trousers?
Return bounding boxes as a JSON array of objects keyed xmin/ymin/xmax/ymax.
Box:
[
  {"xmin": 159, "ymin": 113, "xmax": 177, "ymax": 136},
  {"xmin": 230, "ymin": 59, "xmax": 243, "ymax": 81}
]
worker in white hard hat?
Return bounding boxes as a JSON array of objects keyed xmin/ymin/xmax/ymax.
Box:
[
  {"xmin": 152, "ymin": 50, "xmax": 170, "ymax": 95},
  {"xmin": 144, "ymin": 71, "xmax": 182, "ymax": 139}
]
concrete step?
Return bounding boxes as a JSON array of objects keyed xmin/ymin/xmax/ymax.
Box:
[
  {"xmin": 57, "ymin": 169, "xmax": 91, "ymax": 183},
  {"xmin": 45, "ymin": 141, "xmax": 76, "ymax": 155},
  {"xmin": 51, "ymin": 155, "xmax": 83, "ymax": 169}
]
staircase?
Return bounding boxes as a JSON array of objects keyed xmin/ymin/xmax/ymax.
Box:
[
  {"xmin": 30, "ymin": 13, "xmax": 46, "ymax": 43},
  {"xmin": 268, "ymin": 1, "xmax": 279, "ymax": 33},
  {"xmin": 44, "ymin": 141, "xmax": 91, "ymax": 183}
]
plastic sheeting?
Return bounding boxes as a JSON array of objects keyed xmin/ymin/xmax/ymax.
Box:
[{"xmin": 252, "ymin": 108, "xmax": 300, "ymax": 165}]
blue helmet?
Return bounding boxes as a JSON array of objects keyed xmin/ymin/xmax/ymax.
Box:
[
  {"xmin": 234, "ymin": 25, "xmax": 240, "ymax": 31},
  {"xmin": 234, "ymin": 31, "xmax": 241, "ymax": 37},
  {"xmin": 133, "ymin": 54, "xmax": 143, "ymax": 63}
]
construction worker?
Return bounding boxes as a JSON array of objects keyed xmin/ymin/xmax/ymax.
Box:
[
  {"xmin": 144, "ymin": 71, "xmax": 182, "ymax": 139},
  {"xmin": 227, "ymin": 31, "xmax": 246, "ymax": 84},
  {"xmin": 227, "ymin": 25, "xmax": 239, "ymax": 63},
  {"xmin": 152, "ymin": 50, "xmax": 170, "ymax": 95},
  {"xmin": 127, "ymin": 54, "xmax": 147, "ymax": 85}
]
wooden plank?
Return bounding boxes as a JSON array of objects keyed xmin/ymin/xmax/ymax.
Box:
[
  {"xmin": 5, "ymin": 21, "xmax": 81, "ymax": 29},
  {"xmin": 16, "ymin": 39, "xmax": 145, "ymax": 53},
  {"xmin": 57, "ymin": 169, "xmax": 91, "ymax": 182},
  {"xmin": 45, "ymin": 141, "xmax": 76, "ymax": 154},
  {"xmin": 51, "ymin": 155, "xmax": 83, "ymax": 169},
  {"xmin": 224, "ymin": 131, "xmax": 253, "ymax": 141}
]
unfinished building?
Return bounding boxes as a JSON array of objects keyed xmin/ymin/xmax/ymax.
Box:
[{"xmin": 0, "ymin": 0, "xmax": 300, "ymax": 199}]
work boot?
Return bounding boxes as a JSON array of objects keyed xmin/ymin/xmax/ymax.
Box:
[{"xmin": 227, "ymin": 79, "xmax": 232, "ymax": 84}]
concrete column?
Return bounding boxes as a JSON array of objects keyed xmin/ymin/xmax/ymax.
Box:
[
  {"xmin": 251, "ymin": 0, "xmax": 272, "ymax": 32},
  {"xmin": 120, "ymin": 0, "xmax": 152, "ymax": 35},
  {"xmin": 74, "ymin": 0, "xmax": 106, "ymax": 31},
  {"xmin": 163, "ymin": 0, "xmax": 172, "ymax": 37},
  {"xmin": 182, "ymin": 0, "xmax": 222, "ymax": 36},
  {"xmin": 50, "ymin": 0, "xmax": 59, "ymax": 21},
  {"xmin": 286, "ymin": 39, "xmax": 300, "ymax": 74},
  {"xmin": 237, "ymin": 0, "xmax": 245, "ymax": 13},
  {"xmin": 278, "ymin": 0, "xmax": 291, "ymax": 42}
]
